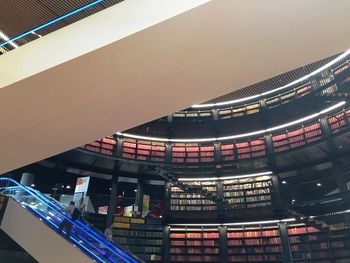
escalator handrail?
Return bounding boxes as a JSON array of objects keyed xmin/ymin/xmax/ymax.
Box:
[
  {"xmin": 24, "ymin": 185, "xmax": 142, "ymax": 262},
  {"xmin": 0, "ymin": 178, "xmax": 139, "ymax": 263}
]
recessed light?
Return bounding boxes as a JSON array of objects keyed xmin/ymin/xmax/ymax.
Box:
[
  {"xmin": 317, "ymin": 183, "xmax": 322, "ymax": 187},
  {"xmin": 282, "ymin": 181, "xmax": 287, "ymax": 184}
]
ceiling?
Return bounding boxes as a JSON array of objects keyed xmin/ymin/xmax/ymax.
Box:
[
  {"xmin": 0, "ymin": 0, "xmax": 123, "ymax": 45},
  {"xmin": 0, "ymin": 0, "xmax": 350, "ymax": 175}
]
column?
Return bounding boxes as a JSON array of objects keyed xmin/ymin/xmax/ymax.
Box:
[
  {"xmin": 162, "ymin": 226, "xmax": 170, "ymax": 263},
  {"xmin": 164, "ymin": 182, "xmax": 171, "ymax": 222},
  {"xmin": 134, "ymin": 179, "xmax": 143, "ymax": 216},
  {"xmin": 106, "ymin": 174, "xmax": 119, "ymax": 227},
  {"xmin": 219, "ymin": 226, "xmax": 228, "ymax": 262},
  {"xmin": 279, "ymin": 222, "xmax": 292, "ymax": 263},
  {"xmin": 20, "ymin": 173, "xmax": 35, "ymax": 186}
]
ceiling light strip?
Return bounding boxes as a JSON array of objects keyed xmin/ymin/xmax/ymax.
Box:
[
  {"xmin": 0, "ymin": 0, "xmax": 104, "ymax": 48},
  {"xmin": 177, "ymin": 171, "xmax": 273, "ymax": 182},
  {"xmin": 169, "ymin": 218, "xmax": 296, "ymax": 227},
  {"xmin": 0, "ymin": 31, "xmax": 18, "ymax": 49},
  {"xmin": 117, "ymin": 101, "xmax": 346, "ymax": 143},
  {"xmin": 192, "ymin": 49, "xmax": 350, "ymax": 109}
]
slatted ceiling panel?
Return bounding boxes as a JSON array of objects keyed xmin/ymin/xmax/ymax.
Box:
[
  {"xmin": 0, "ymin": 1, "xmax": 57, "ymax": 38},
  {"xmin": 204, "ymin": 54, "xmax": 339, "ymax": 104},
  {"xmin": 0, "ymin": 0, "xmax": 124, "ymax": 43}
]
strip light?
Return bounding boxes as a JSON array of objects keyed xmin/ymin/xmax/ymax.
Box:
[
  {"xmin": 192, "ymin": 49, "xmax": 350, "ymax": 109},
  {"xmin": 0, "ymin": 30, "xmax": 18, "ymax": 49},
  {"xmin": 169, "ymin": 218, "xmax": 296, "ymax": 227},
  {"xmin": 177, "ymin": 171, "xmax": 272, "ymax": 182},
  {"xmin": 0, "ymin": 0, "xmax": 104, "ymax": 48},
  {"xmin": 117, "ymin": 101, "xmax": 346, "ymax": 143}
]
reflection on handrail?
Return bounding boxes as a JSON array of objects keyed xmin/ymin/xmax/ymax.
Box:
[{"xmin": 0, "ymin": 178, "xmax": 140, "ymax": 263}]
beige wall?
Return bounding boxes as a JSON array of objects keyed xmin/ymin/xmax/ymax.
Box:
[
  {"xmin": 0, "ymin": 0, "xmax": 349, "ymax": 173},
  {"xmin": 0, "ymin": 199, "xmax": 93, "ymax": 263}
]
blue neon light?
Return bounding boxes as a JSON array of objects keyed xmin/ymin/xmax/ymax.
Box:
[
  {"xmin": 23, "ymin": 185, "xmax": 138, "ymax": 262},
  {"xmin": 0, "ymin": 178, "xmax": 138, "ymax": 263},
  {"xmin": 0, "ymin": 0, "xmax": 104, "ymax": 48}
]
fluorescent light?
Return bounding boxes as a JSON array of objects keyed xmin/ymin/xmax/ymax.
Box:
[
  {"xmin": 178, "ymin": 171, "xmax": 273, "ymax": 182},
  {"xmin": 0, "ymin": 30, "xmax": 18, "ymax": 48},
  {"xmin": 192, "ymin": 50, "xmax": 350, "ymax": 109},
  {"xmin": 0, "ymin": 0, "xmax": 103, "ymax": 48},
  {"xmin": 117, "ymin": 102, "xmax": 345, "ymax": 143},
  {"xmin": 170, "ymin": 218, "xmax": 295, "ymax": 227}
]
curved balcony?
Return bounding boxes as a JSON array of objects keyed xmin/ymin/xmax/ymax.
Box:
[
  {"xmin": 163, "ymin": 51, "xmax": 350, "ymax": 122},
  {"xmin": 80, "ymin": 102, "xmax": 350, "ymax": 168}
]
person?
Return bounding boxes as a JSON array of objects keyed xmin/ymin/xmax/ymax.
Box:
[
  {"xmin": 104, "ymin": 223, "xmax": 114, "ymax": 242},
  {"xmin": 79, "ymin": 197, "xmax": 86, "ymax": 218},
  {"xmin": 58, "ymin": 201, "xmax": 76, "ymax": 238}
]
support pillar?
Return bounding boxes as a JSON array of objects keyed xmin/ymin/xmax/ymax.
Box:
[
  {"xmin": 106, "ymin": 174, "xmax": 119, "ymax": 227},
  {"xmin": 134, "ymin": 179, "xmax": 143, "ymax": 216},
  {"xmin": 162, "ymin": 226, "xmax": 170, "ymax": 263},
  {"xmin": 219, "ymin": 226, "xmax": 228, "ymax": 263},
  {"xmin": 279, "ymin": 222, "xmax": 292, "ymax": 263}
]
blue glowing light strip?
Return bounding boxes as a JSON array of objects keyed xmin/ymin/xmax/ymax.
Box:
[
  {"xmin": 4, "ymin": 178, "xmax": 137, "ymax": 263},
  {"xmin": 0, "ymin": 178, "xmax": 130, "ymax": 263},
  {"xmin": 24, "ymin": 188, "xmax": 136, "ymax": 263},
  {"xmin": 0, "ymin": 0, "xmax": 104, "ymax": 48}
]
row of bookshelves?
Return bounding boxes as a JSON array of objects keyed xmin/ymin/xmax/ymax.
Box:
[
  {"xmin": 167, "ymin": 222, "xmax": 350, "ymax": 262},
  {"xmin": 113, "ymin": 217, "xmax": 163, "ymax": 262},
  {"xmin": 82, "ymin": 107, "xmax": 350, "ymax": 165},
  {"xmin": 168, "ymin": 60, "xmax": 349, "ymax": 123},
  {"xmin": 170, "ymin": 176, "xmax": 273, "ymax": 211}
]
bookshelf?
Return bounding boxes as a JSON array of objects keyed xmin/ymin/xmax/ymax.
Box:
[
  {"xmin": 332, "ymin": 60, "xmax": 350, "ymax": 77},
  {"xmin": 227, "ymin": 224, "xmax": 283, "ymax": 262},
  {"xmin": 327, "ymin": 109, "xmax": 350, "ymax": 134},
  {"xmin": 287, "ymin": 223, "xmax": 350, "ymax": 262},
  {"xmin": 218, "ymin": 102, "xmax": 261, "ymax": 120},
  {"xmin": 172, "ymin": 110, "xmax": 213, "ymax": 121},
  {"xmin": 272, "ymin": 122, "xmax": 322, "ymax": 153},
  {"xmin": 169, "ymin": 227, "xmax": 220, "ymax": 262},
  {"xmin": 83, "ymin": 137, "xmax": 116, "ymax": 156},
  {"xmin": 266, "ymin": 84, "xmax": 312, "ymax": 109},
  {"xmin": 172, "ymin": 143, "xmax": 215, "ymax": 164},
  {"xmin": 220, "ymin": 138, "xmax": 266, "ymax": 161},
  {"xmin": 222, "ymin": 175, "xmax": 272, "ymax": 209},
  {"xmin": 122, "ymin": 139, "xmax": 166, "ymax": 163},
  {"xmin": 170, "ymin": 185, "xmax": 217, "ymax": 212},
  {"xmin": 113, "ymin": 217, "xmax": 163, "ymax": 262}
]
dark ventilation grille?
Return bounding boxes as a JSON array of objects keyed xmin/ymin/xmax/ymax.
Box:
[
  {"xmin": 0, "ymin": 0, "xmax": 124, "ymax": 46},
  {"xmin": 204, "ymin": 54, "xmax": 339, "ymax": 104}
]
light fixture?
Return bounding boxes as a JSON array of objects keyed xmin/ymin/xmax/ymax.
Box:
[
  {"xmin": 281, "ymin": 181, "xmax": 287, "ymax": 184},
  {"xmin": 116, "ymin": 102, "xmax": 345, "ymax": 143},
  {"xmin": 31, "ymin": 183, "xmax": 35, "ymax": 187},
  {"xmin": 0, "ymin": 0, "xmax": 104, "ymax": 49},
  {"xmin": 66, "ymin": 185, "xmax": 71, "ymax": 189},
  {"xmin": 317, "ymin": 183, "xmax": 322, "ymax": 187},
  {"xmin": 192, "ymin": 50, "xmax": 350, "ymax": 108},
  {"xmin": 0, "ymin": 30, "xmax": 18, "ymax": 49},
  {"xmin": 178, "ymin": 171, "xmax": 273, "ymax": 182}
]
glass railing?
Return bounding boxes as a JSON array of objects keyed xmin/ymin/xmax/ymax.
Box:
[{"xmin": 0, "ymin": 178, "xmax": 141, "ymax": 263}]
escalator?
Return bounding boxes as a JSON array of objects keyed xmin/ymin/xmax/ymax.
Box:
[{"xmin": 0, "ymin": 178, "xmax": 142, "ymax": 263}]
